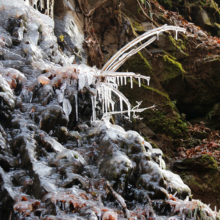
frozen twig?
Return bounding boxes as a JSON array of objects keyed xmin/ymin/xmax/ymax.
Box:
[
  {"xmin": 102, "ymin": 25, "xmax": 185, "ymax": 71},
  {"xmin": 106, "ymin": 181, "xmax": 130, "ymax": 218}
]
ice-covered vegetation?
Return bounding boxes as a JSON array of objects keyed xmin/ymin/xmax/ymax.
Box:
[
  {"xmin": 36, "ymin": 25, "xmax": 186, "ymax": 122},
  {"xmin": 74, "ymin": 25, "xmax": 186, "ymax": 121},
  {"xmin": 0, "ymin": 0, "xmax": 220, "ymax": 219}
]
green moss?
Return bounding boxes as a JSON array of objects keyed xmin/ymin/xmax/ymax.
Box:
[
  {"xmin": 177, "ymin": 39, "xmax": 187, "ymax": 51},
  {"xmin": 162, "ymin": 50, "xmax": 177, "ymax": 60},
  {"xmin": 123, "ymin": 51, "xmax": 152, "ymax": 74},
  {"xmin": 142, "ymin": 109, "xmax": 188, "ymax": 138},
  {"xmin": 138, "ymin": 82, "xmax": 170, "ymax": 99},
  {"xmin": 200, "ymin": 154, "xmax": 218, "ymax": 170},
  {"xmin": 132, "ymin": 20, "xmax": 145, "ymax": 32},
  {"xmin": 162, "ymin": 55, "xmax": 185, "ymax": 82}
]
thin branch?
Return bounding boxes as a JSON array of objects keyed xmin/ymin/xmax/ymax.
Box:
[
  {"xmin": 136, "ymin": 0, "xmax": 159, "ymax": 27},
  {"xmin": 109, "ymin": 36, "xmax": 156, "ymax": 71},
  {"xmin": 106, "ymin": 181, "xmax": 130, "ymax": 218},
  {"xmin": 102, "ymin": 25, "xmax": 186, "ymax": 71}
]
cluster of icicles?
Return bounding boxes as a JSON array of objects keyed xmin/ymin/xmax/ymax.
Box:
[
  {"xmin": 23, "ymin": 0, "xmax": 54, "ymax": 18},
  {"xmin": 37, "ymin": 25, "xmax": 186, "ymax": 121}
]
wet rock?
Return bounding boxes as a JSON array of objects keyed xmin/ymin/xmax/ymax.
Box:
[
  {"xmin": 1, "ymin": 60, "xmax": 25, "ymax": 70},
  {"xmin": 134, "ymin": 122, "xmax": 156, "ymax": 139}
]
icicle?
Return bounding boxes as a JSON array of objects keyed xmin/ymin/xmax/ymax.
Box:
[
  {"xmin": 39, "ymin": 0, "xmax": 44, "ymax": 11},
  {"xmin": 111, "ymin": 102, "xmax": 114, "ymax": 112},
  {"xmin": 63, "ymin": 98, "xmax": 72, "ymax": 121},
  {"xmin": 91, "ymin": 95, "xmax": 96, "ymax": 121},
  {"xmin": 78, "ymin": 73, "xmax": 85, "ymax": 90},
  {"xmin": 138, "ymin": 77, "xmax": 141, "ymax": 87},
  {"xmin": 176, "ymin": 30, "xmax": 178, "ymax": 40},
  {"xmin": 60, "ymin": 82, "xmax": 66, "ymax": 93},
  {"xmin": 74, "ymin": 93, "xmax": 78, "ymax": 121},
  {"xmin": 120, "ymin": 76, "xmax": 123, "ymax": 86},
  {"xmin": 105, "ymin": 87, "xmax": 108, "ymax": 113},
  {"xmin": 116, "ymin": 76, "xmax": 120, "ymax": 86},
  {"xmin": 120, "ymin": 97, "xmax": 123, "ymax": 114},
  {"xmin": 50, "ymin": 0, "xmax": 54, "ymax": 19},
  {"xmin": 97, "ymin": 85, "xmax": 101, "ymax": 101},
  {"xmin": 128, "ymin": 105, "xmax": 131, "ymax": 119},
  {"xmin": 130, "ymin": 76, "xmax": 133, "ymax": 88},
  {"xmin": 56, "ymin": 90, "xmax": 64, "ymax": 103},
  {"xmin": 87, "ymin": 70, "xmax": 94, "ymax": 85},
  {"xmin": 113, "ymin": 77, "xmax": 116, "ymax": 87},
  {"xmin": 157, "ymin": 31, "xmax": 159, "ymax": 40},
  {"xmin": 124, "ymin": 76, "xmax": 127, "ymax": 85},
  {"xmin": 147, "ymin": 78, "xmax": 150, "ymax": 86},
  {"xmin": 46, "ymin": 0, "xmax": 50, "ymax": 16}
]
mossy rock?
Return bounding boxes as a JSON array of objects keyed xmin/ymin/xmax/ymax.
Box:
[
  {"xmin": 173, "ymin": 154, "xmax": 218, "ymax": 172},
  {"xmin": 177, "ymin": 165, "xmax": 220, "ymax": 209},
  {"xmin": 141, "ymin": 107, "xmax": 188, "ymax": 138},
  {"xmin": 178, "ymin": 57, "xmax": 220, "ymax": 117},
  {"xmin": 121, "ymin": 51, "xmax": 187, "ymax": 138},
  {"xmin": 158, "ymin": 55, "xmax": 185, "ymax": 83}
]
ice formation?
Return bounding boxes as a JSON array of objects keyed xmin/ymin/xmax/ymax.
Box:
[
  {"xmin": 24, "ymin": 0, "xmax": 54, "ymax": 19},
  {"xmin": 71, "ymin": 25, "xmax": 186, "ymax": 121}
]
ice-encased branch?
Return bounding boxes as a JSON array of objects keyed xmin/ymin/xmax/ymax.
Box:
[
  {"xmin": 102, "ymin": 102, "xmax": 156, "ymax": 120},
  {"xmin": 102, "ymin": 24, "xmax": 186, "ymax": 72},
  {"xmin": 67, "ymin": 25, "xmax": 186, "ymax": 121}
]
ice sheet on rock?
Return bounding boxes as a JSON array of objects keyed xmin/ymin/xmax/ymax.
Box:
[
  {"xmin": 39, "ymin": 12, "xmax": 54, "ymax": 28},
  {"xmin": 69, "ymin": 131, "xmax": 82, "ymax": 140},
  {"xmin": 40, "ymin": 177, "xmax": 57, "ymax": 193},
  {"xmin": 0, "ymin": 167, "xmax": 16, "ymax": 199},
  {"xmin": 162, "ymin": 169, "xmax": 191, "ymax": 196},
  {"xmin": 43, "ymin": 136, "xmax": 64, "ymax": 152},
  {"xmin": 0, "ymin": 27, "xmax": 12, "ymax": 47},
  {"xmin": 33, "ymin": 161, "xmax": 55, "ymax": 177},
  {"xmin": 22, "ymin": 43, "xmax": 45, "ymax": 60},
  {"xmin": 102, "ymin": 124, "xmax": 127, "ymax": 142},
  {"xmin": 0, "ymin": 92, "xmax": 15, "ymax": 108},
  {"xmin": 0, "ymin": 75, "xmax": 15, "ymax": 108},
  {"xmin": 55, "ymin": 149, "xmax": 86, "ymax": 165},
  {"xmin": 56, "ymin": 89, "xmax": 64, "ymax": 103},
  {"xmin": 3, "ymin": 68, "xmax": 27, "ymax": 82},
  {"xmin": 78, "ymin": 73, "xmax": 85, "ymax": 90},
  {"xmin": 144, "ymin": 141, "xmax": 153, "ymax": 151},
  {"xmin": 31, "ymin": 60, "xmax": 53, "ymax": 72},
  {"xmin": 26, "ymin": 22, "xmax": 39, "ymax": 45}
]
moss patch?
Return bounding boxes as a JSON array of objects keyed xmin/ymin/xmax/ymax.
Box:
[
  {"xmin": 161, "ymin": 55, "xmax": 185, "ymax": 83},
  {"xmin": 123, "ymin": 51, "xmax": 152, "ymax": 75},
  {"xmin": 142, "ymin": 108, "xmax": 188, "ymax": 138}
]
